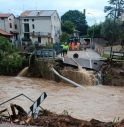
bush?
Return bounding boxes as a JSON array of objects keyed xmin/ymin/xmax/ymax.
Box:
[
  {"xmin": 0, "ymin": 36, "xmax": 24, "ymax": 75},
  {"xmin": 60, "ymin": 32, "xmax": 70, "ymax": 43},
  {"xmin": 0, "ymin": 53, "xmax": 23, "ymax": 75}
]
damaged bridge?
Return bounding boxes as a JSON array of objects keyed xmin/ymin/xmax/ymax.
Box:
[{"xmin": 60, "ymin": 57, "xmax": 104, "ymax": 71}]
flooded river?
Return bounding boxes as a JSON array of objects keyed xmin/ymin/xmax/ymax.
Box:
[{"xmin": 0, "ymin": 76, "xmax": 124, "ymax": 122}]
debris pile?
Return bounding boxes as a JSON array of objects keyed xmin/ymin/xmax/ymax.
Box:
[{"xmin": 1, "ymin": 104, "xmax": 124, "ymax": 127}]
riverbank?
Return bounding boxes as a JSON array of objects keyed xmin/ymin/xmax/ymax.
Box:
[{"xmin": 1, "ymin": 109, "xmax": 124, "ymax": 127}]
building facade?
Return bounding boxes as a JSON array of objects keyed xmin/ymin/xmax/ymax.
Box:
[
  {"xmin": 0, "ymin": 13, "xmax": 19, "ymax": 44},
  {"xmin": 19, "ymin": 10, "xmax": 61, "ymax": 45}
]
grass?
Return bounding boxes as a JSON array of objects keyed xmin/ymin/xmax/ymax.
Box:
[
  {"xmin": 101, "ymin": 53, "xmax": 124, "ymax": 61},
  {"xmin": 101, "ymin": 53, "xmax": 110, "ymax": 59}
]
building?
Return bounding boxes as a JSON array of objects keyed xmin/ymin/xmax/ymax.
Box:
[
  {"xmin": 19, "ymin": 10, "xmax": 61, "ymax": 45},
  {"xmin": 0, "ymin": 13, "xmax": 19, "ymax": 43},
  {"xmin": 121, "ymin": 12, "xmax": 124, "ymax": 21},
  {"xmin": 0, "ymin": 28, "xmax": 13, "ymax": 38}
]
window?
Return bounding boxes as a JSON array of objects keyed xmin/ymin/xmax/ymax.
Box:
[
  {"xmin": 15, "ymin": 24, "xmax": 17, "ymax": 29},
  {"xmin": 24, "ymin": 19, "xmax": 29, "ymax": 22},
  {"xmin": 32, "ymin": 19, "xmax": 34, "ymax": 21},
  {"xmin": 24, "ymin": 33, "xmax": 30, "ymax": 40},
  {"xmin": 1, "ymin": 18, "xmax": 4, "ymax": 20},
  {"xmin": 24, "ymin": 23, "xmax": 29, "ymax": 32},
  {"xmin": 10, "ymin": 23, "xmax": 12, "ymax": 28},
  {"xmin": 32, "ymin": 24, "xmax": 35, "ymax": 29}
]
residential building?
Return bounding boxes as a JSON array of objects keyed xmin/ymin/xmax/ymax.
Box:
[
  {"xmin": 0, "ymin": 13, "xmax": 19, "ymax": 43},
  {"xmin": 19, "ymin": 10, "xmax": 61, "ymax": 45},
  {"xmin": 0, "ymin": 28, "xmax": 13, "ymax": 38},
  {"xmin": 121, "ymin": 12, "xmax": 124, "ymax": 21}
]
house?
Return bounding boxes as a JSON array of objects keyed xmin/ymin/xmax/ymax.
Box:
[
  {"xmin": 0, "ymin": 28, "xmax": 13, "ymax": 38},
  {"xmin": 19, "ymin": 10, "xmax": 61, "ymax": 45},
  {"xmin": 121, "ymin": 12, "xmax": 124, "ymax": 21},
  {"xmin": 0, "ymin": 13, "xmax": 19, "ymax": 43}
]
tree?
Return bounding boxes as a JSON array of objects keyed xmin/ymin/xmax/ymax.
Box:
[
  {"xmin": 62, "ymin": 21, "xmax": 74, "ymax": 34},
  {"xmin": 87, "ymin": 23, "xmax": 102, "ymax": 38},
  {"xmin": 0, "ymin": 36, "xmax": 23, "ymax": 75},
  {"xmin": 0, "ymin": 36, "xmax": 13, "ymax": 53},
  {"xmin": 61, "ymin": 10, "xmax": 88, "ymax": 36},
  {"xmin": 101, "ymin": 19, "xmax": 121, "ymax": 44},
  {"xmin": 60, "ymin": 32, "xmax": 70, "ymax": 43},
  {"xmin": 104, "ymin": 0, "xmax": 124, "ymax": 19},
  {"xmin": 118, "ymin": 22, "xmax": 124, "ymax": 49},
  {"xmin": 101, "ymin": 19, "xmax": 122, "ymax": 57}
]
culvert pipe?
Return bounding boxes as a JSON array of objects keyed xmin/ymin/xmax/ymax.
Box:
[{"xmin": 51, "ymin": 67, "xmax": 82, "ymax": 88}]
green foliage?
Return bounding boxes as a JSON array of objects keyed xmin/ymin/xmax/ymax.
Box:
[
  {"xmin": 0, "ymin": 36, "xmax": 23, "ymax": 75},
  {"xmin": 0, "ymin": 36, "xmax": 13, "ymax": 53},
  {"xmin": 104, "ymin": 0, "xmax": 124, "ymax": 19},
  {"xmin": 27, "ymin": 44, "xmax": 35, "ymax": 52},
  {"xmin": 45, "ymin": 43, "xmax": 53, "ymax": 49},
  {"xmin": 101, "ymin": 19, "xmax": 122, "ymax": 44},
  {"xmin": 62, "ymin": 21, "xmax": 74, "ymax": 34},
  {"xmin": 0, "ymin": 53, "xmax": 22, "ymax": 74},
  {"xmin": 87, "ymin": 23, "xmax": 102, "ymax": 38},
  {"xmin": 60, "ymin": 32, "xmax": 70, "ymax": 43},
  {"xmin": 61, "ymin": 10, "xmax": 88, "ymax": 36}
]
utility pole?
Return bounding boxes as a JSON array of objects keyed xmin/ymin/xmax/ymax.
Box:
[{"xmin": 87, "ymin": 12, "xmax": 96, "ymax": 49}]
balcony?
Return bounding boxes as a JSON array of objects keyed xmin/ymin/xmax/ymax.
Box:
[{"xmin": 30, "ymin": 32, "xmax": 51, "ymax": 37}]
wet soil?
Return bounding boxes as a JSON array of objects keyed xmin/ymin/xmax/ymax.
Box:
[
  {"xmin": 102, "ymin": 61, "xmax": 124, "ymax": 86},
  {"xmin": 0, "ymin": 109, "xmax": 124, "ymax": 127}
]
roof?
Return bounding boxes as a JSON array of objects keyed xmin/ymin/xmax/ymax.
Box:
[
  {"xmin": 0, "ymin": 29, "xmax": 13, "ymax": 36},
  {"xmin": 20, "ymin": 10, "xmax": 56, "ymax": 17},
  {"xmin": 0, "ymin": 13, "xmax": 11, "ymax": 18}
]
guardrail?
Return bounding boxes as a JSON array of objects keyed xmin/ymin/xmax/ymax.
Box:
[{"xmin": 112, "ymin": 51, "xmax": 124, "ymax": 59}]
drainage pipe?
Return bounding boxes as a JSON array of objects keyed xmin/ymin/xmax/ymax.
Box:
[
  {"xmin": 51, "ymin": 67, "xmax": 82, "ymax": 88},
  {"xmin": 71, "ymin": 58, "xmax": 82, "ymax": 70}
]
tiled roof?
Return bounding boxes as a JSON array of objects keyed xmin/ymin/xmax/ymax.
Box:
[
  {"xmin": 0, "ymin": 29, "xmax": 13, "ymax": 36},
  {"xmin": 20, "ymin": 10, "xmax": 56, "ymax": 17},
  {"xmin": 0, "ymin": 13, "xmax": 11, "ymax": 18}
]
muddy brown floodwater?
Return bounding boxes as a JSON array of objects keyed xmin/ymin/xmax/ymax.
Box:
[{"xmin": 0, "ymin": 76, "xmax": 124, "ymax": 122}]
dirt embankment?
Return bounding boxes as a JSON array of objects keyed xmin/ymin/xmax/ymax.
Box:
[
  {"xmin": 32, "ymin": 110, "xmax": 124, "ymax": 127},
  {"xmin": 101, "ymin": 60, "xmax": 124, "ymax": 86}
]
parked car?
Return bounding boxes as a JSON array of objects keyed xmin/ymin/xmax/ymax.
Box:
[{"xmin": 35, "ymin": 49, "xmax": 56, "ymax": 58}]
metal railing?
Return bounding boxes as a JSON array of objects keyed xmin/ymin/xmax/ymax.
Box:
[{"xmin": 0, "ymin": 93, "xmax": 44, "ymax": 110}]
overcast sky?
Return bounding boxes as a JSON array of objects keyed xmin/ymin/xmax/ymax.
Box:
[{"xmin": 0, "ymin": 0, "xmax": 108, "ymax": 25}]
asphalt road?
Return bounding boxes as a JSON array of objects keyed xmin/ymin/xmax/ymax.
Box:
[
  {"xmin": 67, "ymin": 49, "xmax": 101, "ymax": 60},
  {"xmin": 59, "ymin": 49, "xmax": 103, "ymax": 71}
]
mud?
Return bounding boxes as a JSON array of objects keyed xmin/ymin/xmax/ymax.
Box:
[
  {"xmin": 0, "ymin": 109, "xmax": 124, "ymax": 127},
  {"xmin": 102, "ymin": 61, "xmax": 124, "ymax": 86}
]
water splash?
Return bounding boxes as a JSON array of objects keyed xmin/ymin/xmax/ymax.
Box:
[{"xmin": 18, "ymin": 67, "xmax": 29, "ymax": 77}]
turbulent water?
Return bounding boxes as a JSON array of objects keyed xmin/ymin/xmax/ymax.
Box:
[{"xmin": 0, "ymin": 76, "xmax": 124, "ymax": 122}]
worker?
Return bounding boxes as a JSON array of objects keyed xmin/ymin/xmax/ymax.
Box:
[
  {"xmin": 63, "ymin": 42, "xmax": 69, "ymax": 57},
  {"xmin": 71, "ymin": 41, "xmax": 75, "ymax": 50},
  {"xmin": 77, "ymin": 41, "xmax": 80, "ymax": 50},
  {"xmin": 60, "ymin": 43, "xmax": 64, "ymax": 57}
]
